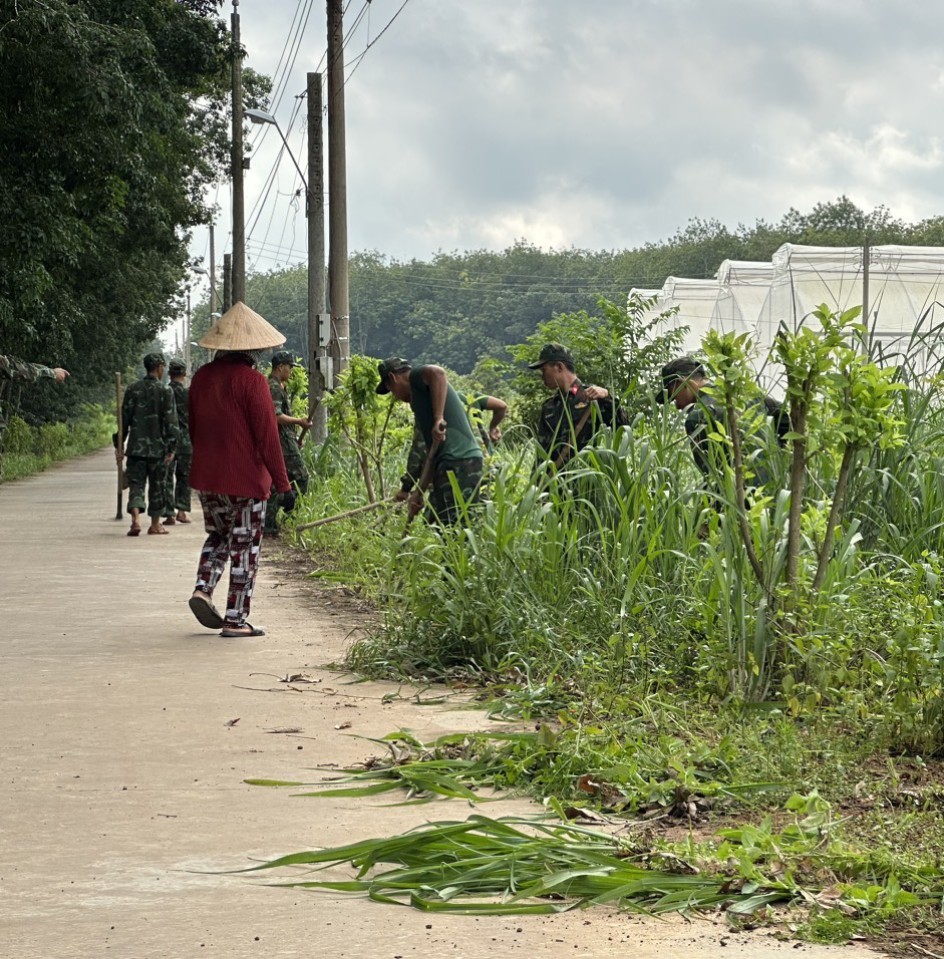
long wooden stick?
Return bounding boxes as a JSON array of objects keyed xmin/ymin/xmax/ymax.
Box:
[
  {"xmin": 295, "ymin": 499, "xmax": 395, "ymax": 531},
  {"xmin": 115, "ymin": 372, "xmax": 124, "ymax": 520}
]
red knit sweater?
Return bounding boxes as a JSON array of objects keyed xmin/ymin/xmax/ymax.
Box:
[{"xmin": 189, "ymin": 353, "xmax": 291, "ymax": 499}]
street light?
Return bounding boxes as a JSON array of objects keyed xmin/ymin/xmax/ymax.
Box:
[{"xmin": 245, "ymin": 109, "xmax": 309, "ymax": 202}]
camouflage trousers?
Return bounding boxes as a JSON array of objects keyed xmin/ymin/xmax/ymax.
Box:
[
  {"xmin": 194, "ymin": 492, "xmax": 265, "ymax": 627},
  {"xmin": 126, "ymin": 456, "xmax": 168, "ymax": 517},
  {"xmin": 426, "ymin": 457, "xmax": 483, "ymax": 526},
  {"xmin": 264, "ymin": 467, "xmax": 309, "ymax": 533},
  {"xmin": 163, "ymin": 450, "xmax": 192, "ymax": 515}
]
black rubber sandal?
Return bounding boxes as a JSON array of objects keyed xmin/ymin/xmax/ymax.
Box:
[
  {"xmin": 188, "ymin": 594, "xmax": 225, "ymax": 630},
  {"xmin": 220, "ymin": 623, "xmax": 265, "ymax": 638}
]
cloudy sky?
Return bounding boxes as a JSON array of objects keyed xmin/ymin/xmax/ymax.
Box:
[{"xmin": 192, "ymin": 0, "xmax": 944, "ymax": 279}]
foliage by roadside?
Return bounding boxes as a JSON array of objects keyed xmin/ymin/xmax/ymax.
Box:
[
  {"xmin": 1, "ymin": 406, "xmax": 113, "ymax": 481},
  {"xmin": 268, "ymin": 304, "xmax": 944, "ymax": 943}
]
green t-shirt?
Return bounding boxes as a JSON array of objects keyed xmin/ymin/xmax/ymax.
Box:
[{"xmin": 409, "ymin": 367, "xmax": 483, "ymax": 465}]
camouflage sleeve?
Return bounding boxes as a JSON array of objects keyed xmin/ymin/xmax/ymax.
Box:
[
  {"xmin": 685, "ymin": 406, "xmax": 714, "ymax": 477},
  {"xmin": 401, "ymin": 426, "xmax": 427, "ymax": 492},
  {"xmin": 269, "ymin": 378, "xmax": 283, "ymax": 417},
  {"xmin": 0, "ymin": 354, "xmax": 56, "ymax": 383},
  {"xmin": 535, "ymin": 397, "xmax": 558, "ymax": 455},
  {"xmin": 162, "ymin": 385, "xmax": 178, "ymax": 454},
  {"xmin": 120, "ymin": 386, "xmax": 133, "ymax": 444}
]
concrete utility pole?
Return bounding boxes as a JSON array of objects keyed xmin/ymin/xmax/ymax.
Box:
[
  {"xmin": 327, "ymin": 0, "xmax": 349, "ymax": 383},
  {"xmin": 308, "ymin": 72, "xmax": 328, "ymax": 442},
  {"xmin": 223, "ymin": 253, "xmax": 232, "ymax": 312},
  {"xmin": 209, "ymin": 222, "xmax": 218, "ymax": 317},
  {"xmin": 184, "ymin": 290, "xmax": 192, "ymax": 373},
  {"xmin": 231, "ymin": 0, "xmax": 246, "ymax": 304}
]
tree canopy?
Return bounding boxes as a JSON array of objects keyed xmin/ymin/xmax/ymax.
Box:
[
  {"xmin": 0, "ymin": 0, "xmax": 244, "ymax": 387},
  {"xmin": 208, "ymin": 197, "xmax": 944, "ymax": 377}
]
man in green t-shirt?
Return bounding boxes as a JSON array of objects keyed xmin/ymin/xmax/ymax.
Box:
[{"xmin": 376, "ymin": 357, "xmax": 484, "ymax": 525}]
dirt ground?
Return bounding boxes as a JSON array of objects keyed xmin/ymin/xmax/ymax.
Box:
[{"xmin": 0, "ymin": 449, "xmax": 889, "ymax": 958}]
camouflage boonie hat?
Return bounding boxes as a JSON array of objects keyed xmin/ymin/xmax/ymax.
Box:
[
  {"xmin": 271, "ymin": 350, "xmax": 296, "ymax": 368},
  {"xmin": 528, "ymin": 343, "xmax": 574, "ymax": 369},
  {"xmin": 376, "ymin": 356, "xmax": 411, "ymax": 394},
  {"xmin": 168, "ymin": 358, "xmax": 187, "ymax": 375},
  {"xmin": 143, "ymin": 352, "xmax": 166, "ymax": 371}
]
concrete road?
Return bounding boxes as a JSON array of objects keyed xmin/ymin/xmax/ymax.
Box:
[{"xmin": 0, "ymin": 451, "xmax": 883, "ymax": 958}]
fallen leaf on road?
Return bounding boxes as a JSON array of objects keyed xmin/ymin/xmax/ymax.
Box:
[{"xmin": 226, "ymin": 718, "xmax": 240, "ymax": 727}]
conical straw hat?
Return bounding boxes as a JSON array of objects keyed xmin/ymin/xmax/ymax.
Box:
[{"xmin": 198, "ymin": 301, "xmax": 286, "ymax": 351}]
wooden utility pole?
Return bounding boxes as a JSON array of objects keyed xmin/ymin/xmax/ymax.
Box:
[
  {"xmin": 223, "ymin": 253, "xmax": 232, "ymax": 312},
  {"xmin": 327, "ymin": 0, "xmax": 349, "ymax": 383},
  {"xmin": 308, "ymin": 71, "xmax": 328, "ymax": 442},
  {"xmin": 231, "ymin": 0, "xmax": 246, "ymax": 304}
]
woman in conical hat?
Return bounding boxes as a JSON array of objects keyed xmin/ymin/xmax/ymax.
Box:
[{"xmin": 187, "ymin": 302, "xmax": 292, "ymax": 638}]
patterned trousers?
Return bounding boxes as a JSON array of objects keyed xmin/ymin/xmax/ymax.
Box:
[{"xmin": 194, "ymin": 492, "xmax": 265, "ymax": 627}]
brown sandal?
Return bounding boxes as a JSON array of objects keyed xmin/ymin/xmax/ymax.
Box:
[
  {"xmin": 127, "ymin": 527, "xmax": 141, "ymax": 537},
  {"xmin": 147, "ymin": 525, "xmax": 169, "ymax": 535}
]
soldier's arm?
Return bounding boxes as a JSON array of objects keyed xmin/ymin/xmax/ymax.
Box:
[
  {"xmin": 120, "ymin": 389, "xmax": 133, "ymax": 444},
  {"xmin": 685, "ymin": 407, "xmax": 713, "ymax": 477},
  {"xmin": 482, "ymin": 395, "xmax": 507, "ymax": 435},
  {"xmin": 163, "ymin": 387, "xmax": 178, "ymax": 455},
  {"xmin": 419, "ymin": 366, "xmax": 448, "ymax": 440},
  {"xmin": 0, "ymin": 355, "xmax": 67, "ymax": 384}
]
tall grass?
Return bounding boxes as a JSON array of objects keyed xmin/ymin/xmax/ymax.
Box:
[{"xmin": 290, "ymin": 326, "xmax": 944, "ymax": 756}]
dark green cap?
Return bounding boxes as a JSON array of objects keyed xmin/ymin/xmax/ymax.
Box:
[
  {"xmin": 376, "ymin": 356, "xmax": 411, "ymax": 394},
  {"xmin": 168, "ymin": 358, "xmax": 187, "ymax": 375},
  {"xmin": 271, "ymin": 350, "xmax": 297, "ymax": 368},
  {"xmin": 658, "ymin": 356, "xmax": 707, "ymax": 403},
  {"xmin": 143, "ymin": 352, "xmax": 165, "ymax": 372},
  {"xmin": 528, "ymin": 343, "xmax": 574, "ymax": 369}
]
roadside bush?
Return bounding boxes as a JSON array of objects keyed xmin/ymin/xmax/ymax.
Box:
[{"xmin": 1, "ymin": 403, "xmax": 112, "ymax": 482}]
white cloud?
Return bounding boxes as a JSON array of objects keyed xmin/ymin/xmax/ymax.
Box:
[{"xmin": 199, "ymin": 0, "xmax": 944, "ymax": 270}]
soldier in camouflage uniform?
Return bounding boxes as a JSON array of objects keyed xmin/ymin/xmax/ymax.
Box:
[
  {"xmin": 264, "ymin": 350, "xmax": 311, "ymax": 535},
  {"xmin": 162, "ymin": 358, "xmax": 192, "ymax": 526},
  {"xmin": 530, "ymin": 343, "xmax": 623, "ymax": 472},
  {"xmin": 0, "ymin": 355, "xmax": 70, "ymax": 478},
  {"xmin": 117, "ymin": 352, "xmax": 178, "ymax": 536},
  {"xmin": 378, "ymin": 357, "xmax": 484, "ymax": 526}
]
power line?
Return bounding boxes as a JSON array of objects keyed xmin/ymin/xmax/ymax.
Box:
[{"xmin": 344, "ymin": 0, "xmax": 412, "ymax": 86}]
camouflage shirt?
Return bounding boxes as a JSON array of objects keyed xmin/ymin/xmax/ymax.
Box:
[
  {"xmin": 0, "ymin": 355, "xmax": 58, "ymax": 384},
  {"xmin": 536, "ymin": 379, "xmax": 622, "ymax": 464},
  {"xmin": 170, "ymin": 380, "xmax": 191, "ymax": 454},
  {"xmin": 268, "ymin": 377, "xmax": 304, "ymax": 474},
  {"xmin": 121, "ymin": 375, "xmax": 178, "ymax": 459}
]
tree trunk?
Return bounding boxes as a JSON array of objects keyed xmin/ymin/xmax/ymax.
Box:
[{"xmin": 811, "ymin": 443, "xmax": 856, "ymax": 596}]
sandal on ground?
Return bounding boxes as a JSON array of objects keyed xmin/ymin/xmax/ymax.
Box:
[
  {"xmin": 220, "ymin": 623, "xmax": 266, "ymax": 638},
  {"xmin": 147, "ymin": 525, "xmax": 169, "ymax": 535},
  {"xmin": 162, "ymin": 517, "xmax": 177, "ymax": 526},
  {"xmin": 188, "ymin": 593, "xmax": 225, "ymax": 630},
  {"xmin": 176, "ymin": 515, "xmax": 192, "ymax": 524},
  {"xmin": 127, "ymin": 526, "xmax": 141, "ymax": 537}
]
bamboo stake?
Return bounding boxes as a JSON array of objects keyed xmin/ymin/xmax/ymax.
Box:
[
  {"xmin": 295, "ymin": 498, "xmax": 396, "ymax": 531},
  {"xmin": 115, "ymin": 372, "xmax": 124, "ymax": 520}
]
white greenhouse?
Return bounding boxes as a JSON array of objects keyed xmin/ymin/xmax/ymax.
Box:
[{"xmin": 635, "ymin": 244, "xmax": 944, "ymax": 380}]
